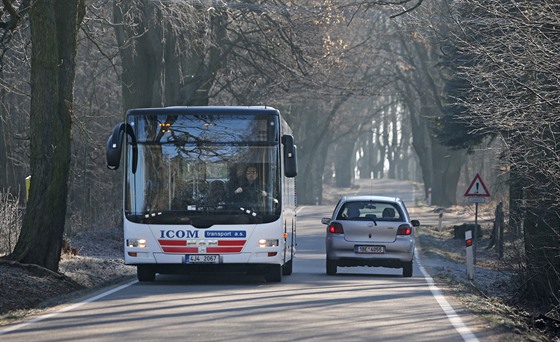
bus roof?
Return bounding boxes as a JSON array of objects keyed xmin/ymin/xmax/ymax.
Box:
[{"xmin": 126, "ymin": 106, "xmax": 280, "ymax": 116}]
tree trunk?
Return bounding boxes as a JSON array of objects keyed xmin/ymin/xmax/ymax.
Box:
[
  {"xmin": 430, "ymin": 139, "xmax": 466, "ymax": 206},
  {"xmin": 357, "ymin": 132, "xmax": 373, "ymax": 179},
  {"xmin": 523, "ymin": 197, "xmax": 560, "ymax": 303},
  {"xmin": 508, "ymin": 166, "xmax": 523, "ymax": 238},
  {"xmin": 8, "ymin": 0, "xmax": 84, "ymax": 271},
  {"xmin": 297, "ymin": 140, "xmax": 330, "ymax": 205},
  {"xmin": 408, "ymin": 105, "xmax": 434, "ymax": 202},
  {"xmin": 334, "ymin": 139, "xmax": 355, "ymax": 188},
  {"xmin": 521, "ymin": 130, "xmax": 560, "ymax": 302},
  {"xmin": 289, "ymin": 102, "xmax": 330, "ymax": 205},
  {"xmin": 398, "ymin": 117, "xmax": 412, "ymax": 180},
  {"xmin": 386, "ymin": 107, "xmax": 398, "ymax": 179},
  {"xmin": 288, "ymin": 96, "xmax": 350, "ymax": 205}
]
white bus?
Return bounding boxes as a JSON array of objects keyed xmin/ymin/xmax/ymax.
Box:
[{"xmin": 106, "ymin": 106, "xmax": 297, "ymax": 282}]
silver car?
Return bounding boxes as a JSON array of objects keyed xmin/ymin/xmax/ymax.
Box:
[{"xmin": 322, "ymin": 196, "xmax": 420, "ymax": 277}]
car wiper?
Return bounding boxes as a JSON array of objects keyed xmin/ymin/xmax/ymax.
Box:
[{"xmin": 365, "ymin": 214, "xmax": 378, "ymax": 226}]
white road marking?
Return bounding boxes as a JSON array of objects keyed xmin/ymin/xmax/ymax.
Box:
[{"xmin": 415, "ymin": 250, "xmax": 480, "ymax": 342}]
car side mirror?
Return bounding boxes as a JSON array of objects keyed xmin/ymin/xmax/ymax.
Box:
[
  {"xmin": 321, "ymin": 218, "xmax": 331, "ymax": 225},
  {"xmin": 411, "ymin": 219, "xmax": 420, "ymax": 227}
]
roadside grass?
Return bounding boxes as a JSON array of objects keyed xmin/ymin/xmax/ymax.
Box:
[{"xmin": 417, "ymin": 220, "xmax": 557, "ymax": 341}]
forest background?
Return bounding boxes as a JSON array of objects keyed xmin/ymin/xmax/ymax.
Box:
[{"xmin": 0, "ymin": 0, "xmax": 558, "ymax": 316}]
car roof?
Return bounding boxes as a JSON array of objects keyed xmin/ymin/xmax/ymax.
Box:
[{"xmin": 340, "ymin": 195, "xmax": 402, "ymax": 203}]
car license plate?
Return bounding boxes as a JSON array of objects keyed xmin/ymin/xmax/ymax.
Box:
[
  {"xmin": 186, "ymin": 254, "xmax": 220, "ymax": 264},
  {"xmin": 355, "ymin": 245, "xmax": 385, "ymax": 254}
]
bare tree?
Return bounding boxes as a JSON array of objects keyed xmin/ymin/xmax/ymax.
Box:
[
  {"xmin": 1, "ymin": 0, "xmax": 437, "ymax": 261},
  {"xmin": 7, "ymin": 0, "xmax": 85, "ymax": 271},
  {"xmin": 108, "ymin": 1, "xmax": 342, "ymax": 206},
  {"xmin": 451, "ymin": 0, "xmax": 560, "ymax": 304},
  {"xmin": 287, "ymin": 6, "xmax": 416, "ymax": 202},
  {"xmin": 383, "ymin": 1, "xmax": 469, "ymax": 206},
  {"xmin": 111, "ymin": 1, "xmax": 318, "ymax": 109}
]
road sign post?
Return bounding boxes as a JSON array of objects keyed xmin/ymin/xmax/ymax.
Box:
[
  {"xmin": 473, "ymin": 201, "xmax": 479, "ymax": 265},
  {"xmin": 464, "ymin": 173, "xmax": 490, "ymax": 276}
]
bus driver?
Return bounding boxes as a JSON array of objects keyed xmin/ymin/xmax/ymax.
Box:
[{"xmin": 234, "ymin": 165, "xmax": 267, "ymax": 205}]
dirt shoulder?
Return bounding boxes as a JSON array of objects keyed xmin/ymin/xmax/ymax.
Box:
[
  {"xmin": 0, "ymin": 230, "xmax": 135, "ymax": 324},
  {"xmin": 412, "ymin": 205, "xmax": 558, "ymax": 341}
]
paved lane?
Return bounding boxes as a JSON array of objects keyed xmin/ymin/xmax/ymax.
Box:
[{"xmin": 1, "ymin": 180, "xmax": 484, "ymax": 342}]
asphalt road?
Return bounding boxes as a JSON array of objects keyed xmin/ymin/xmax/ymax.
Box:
[{"xmin": 1, "ymin": 179, "xmax": 484, "ymax": 342}]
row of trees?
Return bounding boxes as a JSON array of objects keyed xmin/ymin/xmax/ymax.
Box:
[
  {"xmin": 445, "ymin": 0, "xmax": 560, "ymax": 305},
  {"xmin": 0, "ymin": 0, "xmax": 558, "ymax": 306},
  {"xmin": 391, "ymin": 0, "xmax": 560, "ymax": 304}
]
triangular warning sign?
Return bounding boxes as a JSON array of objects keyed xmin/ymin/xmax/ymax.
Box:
[{"xmin": 464, "ymin": 173, "xmax": 490, "ymax": 197}]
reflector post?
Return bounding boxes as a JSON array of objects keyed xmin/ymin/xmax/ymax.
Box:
[{"xmin": 465, "ymin": 230, "xmax": 474, "ymax": 280}]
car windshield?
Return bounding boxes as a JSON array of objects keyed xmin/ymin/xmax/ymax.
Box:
[{"xmin": 337, "ymin": 201, "xmax": 402, "ymax": 221}]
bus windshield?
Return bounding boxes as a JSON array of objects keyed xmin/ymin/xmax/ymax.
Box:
[{"xmin": 124, "ymin": 112, "xmax": 281, "ymax": 227}]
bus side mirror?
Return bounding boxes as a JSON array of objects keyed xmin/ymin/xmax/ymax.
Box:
[
  {"xmin": 106, "ymin": 123, "xmax": 137, "ymax": 173},
  {"xmin": 282, "ymin": 134, "xmax": 297, "ymax": 178},
  {"xmin": 106, "ymin": 123, "xmax": 123, "ymax": 170}
]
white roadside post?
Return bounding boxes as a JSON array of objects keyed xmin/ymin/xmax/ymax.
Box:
[
  {"xmin": 427, "ymin": 187, "xmax": 432, "ymax": 206},
  {"xmin": 465, "ymin": 230, "xmax": 474, "ymax": 280},
  {"xmin": 437, "ymin": 209, "xmax": 443, "ymax": 232}
]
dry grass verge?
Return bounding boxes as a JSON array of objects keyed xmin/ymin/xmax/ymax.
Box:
[
  {"xmin": 416, "ymin": 208, "xmax": 559, "ymax": 341},
  {"xmin": 0, "ymin": 228, "xmax": 135, "ymax": 325}
]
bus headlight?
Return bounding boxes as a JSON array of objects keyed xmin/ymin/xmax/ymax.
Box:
[
  {"xmin": 258, "ymin": 239, "xmax": 279, "ymax": 248},
  {"xmin": 127, "ymin": 238, "xmax": 147, "ymax": 248}
]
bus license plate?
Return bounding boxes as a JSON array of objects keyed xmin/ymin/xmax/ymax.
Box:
[
  {"xmin": 186, "ymin": 254, "xmax": 220, "ymax": 264},
  {"xmin": 355, "ymin": 245, "xmax": 385, "ymax": 254}
]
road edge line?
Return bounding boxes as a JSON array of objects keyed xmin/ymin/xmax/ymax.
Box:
[{"xmin": 415, "ymin": 250, "xmax": 480, "ymax": 342}]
